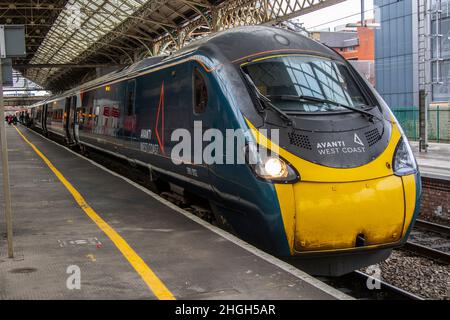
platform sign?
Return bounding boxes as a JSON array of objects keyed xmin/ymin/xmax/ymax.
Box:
[{"xmin": 0, "ymin": 25, "xmax": 26, "ymax": 58}]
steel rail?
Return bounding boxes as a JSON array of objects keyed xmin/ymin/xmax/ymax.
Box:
[
  {"xmin": 353, "ymin": 271, "xmax": 424, "ymax": 300},
  {"xmin": 414, "ymin": 219, "xmax": 450, "ymax": 236},
  {"xmin": 403, "ymin": 241, "xmax": 450, "ymax": 264}
]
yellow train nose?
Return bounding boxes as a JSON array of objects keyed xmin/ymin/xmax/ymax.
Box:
[
  {"xmin": 274, "ymin": 173, "xmax": 418, "ymax": 254},
  {"xmin": 292, "ymin": 176, "xmax": 405, "ymax": 252}
]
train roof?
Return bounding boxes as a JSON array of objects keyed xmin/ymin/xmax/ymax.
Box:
[
  {"xmin": 30, "ymin": 26, "xmax": 341, "ymax": 107},
  {"xmin": 174, "ymin": 25, "xmax": 340, "ymax": 62}
]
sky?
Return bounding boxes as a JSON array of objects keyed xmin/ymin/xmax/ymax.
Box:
[{"xmin": 293, "ymin": 0, "xmax": 375, "ymax": 31}]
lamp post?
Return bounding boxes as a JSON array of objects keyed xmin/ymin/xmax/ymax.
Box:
[
  {"xmin": 0, "ymin": 24, "xmax": 26, "ymax": 258},
  {"xmin": 361, "ymin": 0, "xmax": 365, "ymax": 27},
  {"xmin": 0, "ymin": 58, "xmax": 13, "ymax": 258}
]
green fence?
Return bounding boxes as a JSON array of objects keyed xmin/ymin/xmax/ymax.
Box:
[{"xmin": 391, "ymin": 106, "xmax": 450, "ymax": 143}]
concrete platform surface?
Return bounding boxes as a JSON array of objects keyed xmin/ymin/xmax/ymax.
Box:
[
  {"xmin": 0, "ymin": 125, "xmax": 348, "ymax": 300},
  {"xmin": 410, "ymin": 141, "xmax": 450, "ymax": 181}
]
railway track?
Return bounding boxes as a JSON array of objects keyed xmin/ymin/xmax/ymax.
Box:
[
  {"xmin": 414, "ymin": 219, "xmax": 450, "ymax": 235},
  {"xmin": 403, "ymin": 242, "xmax": 450, "ymax": 264},
  {"xmin": 403, "ymin": 219, "xmax": 450, "ymax": 264},
  {"xmin": 319, "ymin": 271, "xmax": 424, "ymax": 300}
]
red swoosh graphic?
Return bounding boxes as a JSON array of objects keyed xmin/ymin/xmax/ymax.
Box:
[{"xmin": 154, "ymin": 81, "xmax": 165, "ymax": 155}]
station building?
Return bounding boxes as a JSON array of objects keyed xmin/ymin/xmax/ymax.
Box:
[{"xmin": 375, "ymin": 0, "xmax": 450, "ymax": 142}]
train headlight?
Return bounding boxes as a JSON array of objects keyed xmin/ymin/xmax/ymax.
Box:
[
  {"xmin": 264, "ymin": 157, "xmax": 286, "ymax": 177},
  {"xmin": 245, "ymin": 144, "xmax": 299, "ymax": 183},
  {"xmin": 393, "ymin": 137, "xmax": 417, "ymax": 176}
]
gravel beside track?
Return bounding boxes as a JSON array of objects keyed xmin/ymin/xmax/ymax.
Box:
[{"xmin": 364, "ymin": 251, "xmax": 450, "ymax": 300}]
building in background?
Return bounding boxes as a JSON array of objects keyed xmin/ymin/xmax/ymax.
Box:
[
  {"xmin": 430, "ymin": 0, "xmax": 450, "ymax": 104},
  {"xmin": 374, "ymin": 0, "xmax": 417, "ymax": 108},
  {"xmin": 375, "ymin": 0, "xmax": 450, "ymax": 143},
  {"xmin": 311, "ymin": 21, "xmax": 375, "ymax": 60},
  {"xmin": 311, "ymin": 22, "xmax": 375, "ymax": 85}
]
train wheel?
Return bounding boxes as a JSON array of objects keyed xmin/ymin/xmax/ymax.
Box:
[{"xmin": 209, "ymin": 201, "xmax": 236, "ymax": 234}]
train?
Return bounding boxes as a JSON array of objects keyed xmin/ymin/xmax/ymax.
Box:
[{"xmin": 28, "ymin": 26, "xmax": 421, "ymax": 276}]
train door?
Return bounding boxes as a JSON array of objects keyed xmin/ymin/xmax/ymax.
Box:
[
  {"xmin": 42, "ymin": 104, "xmax": 48, "ymax": 135},
  {"xmin": 64, "ymin": 97, "xmax": 71, "ymax": 143},
  {"xmin": 66, "ymin": 96, "xmax": 77, "ymax": 144}
]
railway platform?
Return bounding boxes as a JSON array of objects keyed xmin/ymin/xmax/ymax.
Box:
[
  {"xmin": 410, "ymin": 142, "xmax": 450, "ymax": 181},
  {"xmin": 0, "ymin": 125, "xmax": 348, "ymax": 300}
]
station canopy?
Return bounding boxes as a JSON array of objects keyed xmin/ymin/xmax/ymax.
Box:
[
  {"xmin": 32, "ymin": 1, "xmax": 151, "ymax": 66},
  {"xmin": 2, "ymin": 0, "xmax": 342, "ymax": 92},
  {"xmin": 7, "ymin": 0, "xmax": 220, "ymax": 92}
]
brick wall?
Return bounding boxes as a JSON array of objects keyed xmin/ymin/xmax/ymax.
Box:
[{"xmin": 419, "ymin": 177, "xmax": 450, "ymax": 225}]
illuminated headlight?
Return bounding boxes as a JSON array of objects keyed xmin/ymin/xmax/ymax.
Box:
[
  {"xmin": 393, "ymin": 137, "xmax": 417, "ymax": 176},
  {"xmin": 263, "ymin": 157, "xmax": 286, "ymax": 177},
  {"xmin": 245, "ymin": 144, "xmax": 299, "ymax": 183}
]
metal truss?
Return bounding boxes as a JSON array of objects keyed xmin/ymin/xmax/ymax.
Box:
[
  {"xmin": 2, "ymin": 0, "xmax": 344, "ymax": 91},
  {"xmin": 212, "ymin": 0, "xmax": 344, "ymax": 29},
  {"xmin": 152, "ymin": 0, "xmax": 343, "ymax": 56}
]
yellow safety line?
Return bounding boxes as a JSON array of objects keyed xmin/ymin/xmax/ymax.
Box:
[{"xmin": 14, "ymin": 126, "xmax": 175, "ymax": 300}]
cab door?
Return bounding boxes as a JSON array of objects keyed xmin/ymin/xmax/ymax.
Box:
[{"xmin": 186, "ymin": 64, "xmax": 212, "ymax": 188}]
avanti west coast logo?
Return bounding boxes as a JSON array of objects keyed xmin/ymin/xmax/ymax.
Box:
[{"xmin": 316, "ymin": 133, "xmax": 366, "ymax": 155}]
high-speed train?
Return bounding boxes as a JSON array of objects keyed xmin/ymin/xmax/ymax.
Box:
[{"xmin": 29, "ymin": 26, "xmax": 421, "ymax": 276}]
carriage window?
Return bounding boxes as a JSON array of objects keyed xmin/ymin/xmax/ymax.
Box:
[{"xmin": 193, "ymin": 68, "xmax": 208, "ymax": 114}]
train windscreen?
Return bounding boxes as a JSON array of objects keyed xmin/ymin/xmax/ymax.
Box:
[{"xmin": 242, "ymin": 55, "xmax": 369, "ymax": 113}]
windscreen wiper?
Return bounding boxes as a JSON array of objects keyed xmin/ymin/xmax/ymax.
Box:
[
  {"xmin": 267, "ymin": 94, "xmax": 382, "ymax": 122},
  {"xmin": 242, "ymin": 73, "xmax": 294, "ymax": 126}
]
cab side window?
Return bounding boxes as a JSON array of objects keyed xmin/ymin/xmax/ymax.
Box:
[{"xmin": 193, "ymin": 68, "xmax": 208, "ymax": 114}]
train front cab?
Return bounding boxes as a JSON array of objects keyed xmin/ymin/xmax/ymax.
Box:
[
  {"xmin": 221, "ymin": 51, "xmax": 421, "ymax": 275},
  {"xmin": 247, "ymin": 120, "xmax": 421, "ymax": 276}
]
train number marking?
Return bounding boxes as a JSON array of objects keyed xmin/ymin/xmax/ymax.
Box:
[
  {"xmin": 140, "ymin": 129, "xmax": 152, "ymax": 140},
  {"xmin": 186, "ymin": 167, "xmax": 198, "ymax": 177}
]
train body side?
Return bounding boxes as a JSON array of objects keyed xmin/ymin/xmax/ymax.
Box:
[{"xmin": 28, "ymin": 53, "xmax": 290, "ymax": 254}]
